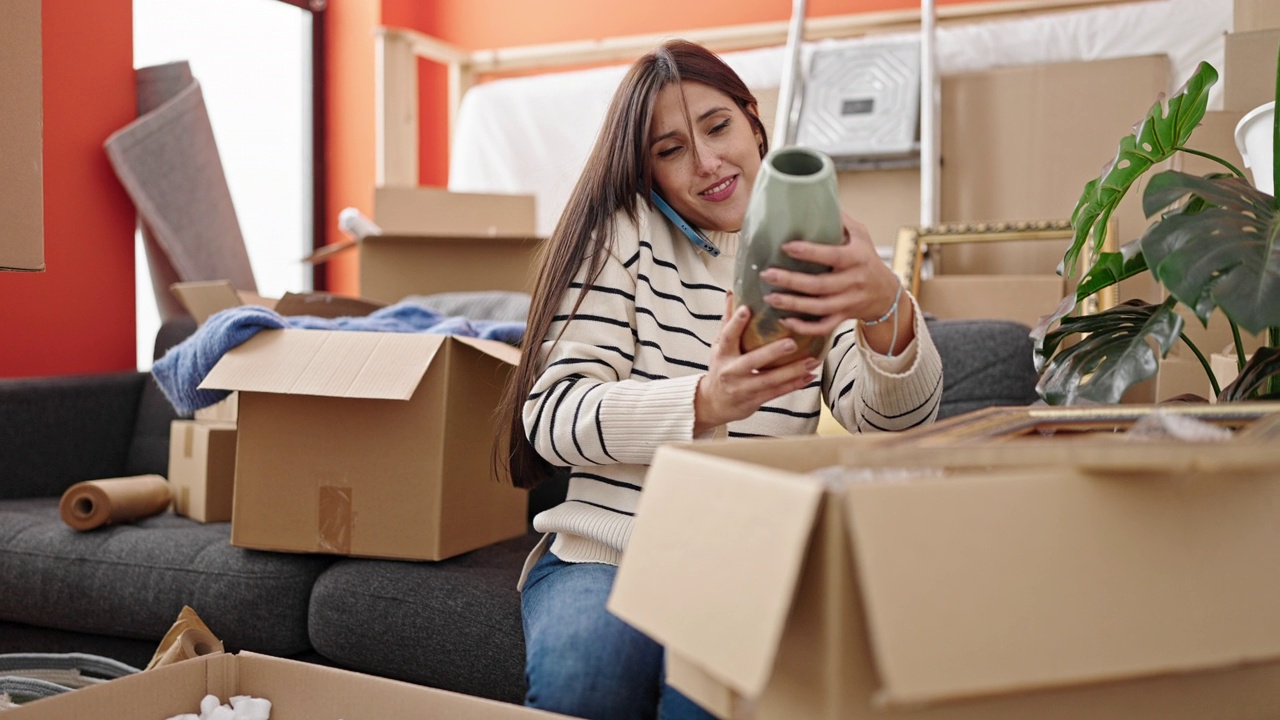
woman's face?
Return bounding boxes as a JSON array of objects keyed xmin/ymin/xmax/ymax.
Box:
[{"xmin": 648, "ymin": 81, "xmax": 763, "ymax": 234}]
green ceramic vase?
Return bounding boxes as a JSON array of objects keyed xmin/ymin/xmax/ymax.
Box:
[{"xmin": 733, "ymin": 146, "xmax": 843, "ymax": 368}]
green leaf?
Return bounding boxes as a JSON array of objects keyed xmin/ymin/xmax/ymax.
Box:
[
  {"xmin": 1140, "ymin": 171, "xmax": 1280, "ymax": 334},
  {"xmin": 1073, "ymin": 241, "xmax": 1149, "ymax": 301},
  {"xmin": 1217, "ymin": 347, "xmax": 1280, "ymax": 402},
  {"xmin": 1036, "ymin": 297, "xmax": 1184, "ymax": 405},
  {"xmin": 1065, "ymin": 62, "xmax": 1218, "ymax": 277}
]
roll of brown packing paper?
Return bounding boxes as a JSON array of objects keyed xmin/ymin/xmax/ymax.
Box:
[
  {"xmin": 149, "ymin": 627, "xmax": 223, "ymax": 669},
  {"xmin": 146, "ymin": 606, "xmax": 225, "ymax": 671},
  {"xmin": 59, "ymin": 475, "xmax": 172, "ymax": 531}
]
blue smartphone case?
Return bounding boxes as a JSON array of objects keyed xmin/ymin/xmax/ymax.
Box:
[{"xmin": 650, "ymin": 190, "xmax": 720, "ymax": 256}]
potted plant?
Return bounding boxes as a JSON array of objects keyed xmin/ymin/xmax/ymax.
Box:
[{"xmin": 1032, "ymin": 45, "xmax": 1280, "ymax": 405}]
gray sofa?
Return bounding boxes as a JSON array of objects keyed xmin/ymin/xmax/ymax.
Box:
[{"xmin": 0, "ymin": 315, "xmax": 1040, "ymax": 705}]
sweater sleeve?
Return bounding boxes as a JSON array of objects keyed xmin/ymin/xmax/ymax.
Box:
[
  {"xmin": 823, "ymin": 292, "xmax": 943, "ymax": 433},
  {"xmin": 522, "ymin": 225, "xmax": 703, "ymax": 467}
]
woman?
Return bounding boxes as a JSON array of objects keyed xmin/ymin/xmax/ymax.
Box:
[{"xmin": 499, "ymin": 40, "xmax": 943, "ymax": 720}]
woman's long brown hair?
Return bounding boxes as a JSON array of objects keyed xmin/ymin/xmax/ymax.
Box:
[{"xmin": 495, "ymin": 39, "xmax": 768, "ymax": 489}]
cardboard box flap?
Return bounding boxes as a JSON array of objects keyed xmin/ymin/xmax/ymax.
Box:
[
  {"xmin": 608, "ymin": 445, "xmax": 825, "ymax": 698},
  {"xmin": 199, "ymin": 329, "xmax": 444, "ymax": 400},
  {"xmin": 451, "ymin": 335, "xmax": 522, "ymax": 366},
  {"xmin": 841, "ymin": 465, "xmax": 1280, "ymax": 707}
]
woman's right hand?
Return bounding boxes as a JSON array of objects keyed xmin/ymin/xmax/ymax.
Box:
[{"xmin": 693, "ymin": 292, "xmax": 822, "ymax": 436}]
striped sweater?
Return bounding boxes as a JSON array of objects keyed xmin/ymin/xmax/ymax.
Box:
[{"xmin": 522, "ymin": 203, "xmax": 943, "ymax": 568}]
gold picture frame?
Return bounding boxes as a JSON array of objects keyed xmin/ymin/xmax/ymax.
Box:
[{"xmin": 890, "ymin": 218, "xmax": 1119, "ymax": 315}]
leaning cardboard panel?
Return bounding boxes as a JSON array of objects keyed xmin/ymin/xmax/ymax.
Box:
[
  {"xmin": 610, "ymin": 426, "xmax": 1280, "ymax": 719},
  {"xmin": 0, "ymin": 0, "xmax": 44, "ymax": 272},
  {"xmin": 199, "ymin": 328, "xmax": 527, "ymax": 561},
  {"xmin": 4, "ymin": 652, "xmax": 570, "ymax": 719}
]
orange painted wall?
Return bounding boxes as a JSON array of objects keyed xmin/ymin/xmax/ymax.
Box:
[
  {"xmin": 0, "ymin": 0, "xmax": 137, "ymax": 378},
  {"xmin": 323, "ymin": 0, "xmax": 989, "ymax": 296}
]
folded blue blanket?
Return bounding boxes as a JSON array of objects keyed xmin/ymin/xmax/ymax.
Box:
[{"xmin": 152, "ymin": 302, "xmax": 525, "ymax": 415}]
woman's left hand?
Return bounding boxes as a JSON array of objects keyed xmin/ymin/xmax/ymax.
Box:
[{"xmin": 760, "ymin": 213, "xmax": 914, "ymax": 355}]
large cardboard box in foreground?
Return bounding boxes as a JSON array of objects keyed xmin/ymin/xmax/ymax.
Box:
[
  {"xmin": 199, "ymin": 328, "xmax": 528, "ymax": 561},
  {"xmin": 5, "ymin": 652, "xmax": 568, "ymax": 719},
  {"xmin": 610, "ymin": 431, "xmax": 1280, "ymax": 719},
  {"xmin": 308, "ymin": 187, "xmax": 543, "ymax": 303}
]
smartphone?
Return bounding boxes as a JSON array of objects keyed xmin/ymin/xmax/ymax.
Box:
[{"xmin": 649, "ymin": 190, "xmax": 720, "ymax": 256}]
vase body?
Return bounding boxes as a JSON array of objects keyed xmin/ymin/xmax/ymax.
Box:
[{"xmin": 733, "ymin": 146, "xmax": 843, "ymax": 368}]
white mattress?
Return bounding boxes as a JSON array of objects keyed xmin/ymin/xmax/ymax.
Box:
[{"xmin": 448, "ymin": 0, "xmax": 1232, "ymax": 237}]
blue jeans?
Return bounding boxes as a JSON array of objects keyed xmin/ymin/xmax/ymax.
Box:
[{"xmin": 521, "ymin": 547, "xmax": 716, "ymax": 720}]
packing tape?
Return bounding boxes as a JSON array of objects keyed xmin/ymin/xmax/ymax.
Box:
[
  {"xmin": 58, "ymin": 475, "xmax": 172, "ymax": 532},
  {"xmin": 318, "ymin": 485, "xmax": 353, "ymax": 554}
]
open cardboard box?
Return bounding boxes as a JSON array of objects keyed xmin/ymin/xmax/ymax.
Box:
[
  {"xmin": 171, "ymin": 280, "xmax": 386, "ymax": 326},
  {"xmin": 4, "ymin": 651, "xmax": 569, "ymax": 719},
  {"xmin": 306, "ymin": 187, "xmax": 543, "ymax": 304},
  {"xmin": 609, "ymin": 421, "xmax": 1280, "ymax": 719},
  {"xmin": 199, "ymin": 327, "xmax": 528, "ymax": 561}
]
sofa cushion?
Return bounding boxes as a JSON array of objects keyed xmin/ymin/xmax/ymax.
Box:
[
  {"xmin": 0, "ymin": 374, "xmax": 144, "ymax": 499},
  {"xmin": 927, "ymin": 319, "xmax": 1040, "ymax": 418},
  {"xmin": 308, "ymin": 532, "xmax": 540, "ymax": 704},
  {"xmin": 0, "ymin": 499, "xmax": 333, "ymax": 655}
]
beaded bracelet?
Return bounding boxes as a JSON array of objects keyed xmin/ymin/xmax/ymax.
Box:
[{"xmin": 861, "ymin": 282, "xmax": 902, "ymax": 327}]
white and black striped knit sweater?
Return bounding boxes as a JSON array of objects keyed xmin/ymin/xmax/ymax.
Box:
[{"xmin": 523, "ymin": 203, "xmax": 943, "ymax": 568}]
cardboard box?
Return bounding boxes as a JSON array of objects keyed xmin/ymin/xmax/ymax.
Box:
[
  {"xmin": 1224, "ymin": 29, "xmax": 1280, "ymax": 112},
  {"xmin": 1153, "ymin": 354, "xmax": 1214, "ymax": 402},
  {"xmin": 171, "ymin": 280, "xmax": 385, "ymax": 326},
  {"xmin": 916, "ymin": 275, "xmax": 1065, "ymax": 328},
  {"xmin": 307, "ymin": 188, "xmax": 543, "ymax": 304},
  {"xmin": 194, "ymin": 391, "xmax": 239, "ymax": 423},
  {"xmin": 609, "ymin": 432, "xmax": 1280, "ymax": 719},
  {"xmin": 168, "ymin": 420, "xmax": 237, "ymax": 523},
  {"xmin": 1235, "ymin": 0, "xmax": 1280, "ymax": 32},
  {"xmin": 941, "ymin": 54, "xmax": 1170, "ymax": 291},
  {"xmin": 1, "ymin": 0, "xmax": 43, "ymax": 272},
  {"xmin": 4, "ymin": 651, "xmax": 569, "ymax": 719},
  {"xmin": 199, "ymin": 328, "xmax": 528, "ymax": 561}
]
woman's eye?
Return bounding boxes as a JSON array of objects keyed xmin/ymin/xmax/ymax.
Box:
[
  {"xmin": 709, "ymin": 119, "xmax": 730, "ymax": 134},
  {"xmin": 656, "ymin": 146, "xmax": 681, "ymax": 159}
]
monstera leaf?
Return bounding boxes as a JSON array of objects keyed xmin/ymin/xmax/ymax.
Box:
[
  {"xmin": 1218, "ymin": 347, "xmax": 1280, "ymax": 402},
  {"xmin": 1065, "ymin": 62, "xmax": 1217, "ymax": 277},
  {"xmin": 1036, "ymin": 298, "xmax": 1184, "ymax": 405},
  {"xmin": 1140, "ymin": 171, "xmax": 1280, "ymax": 334}
]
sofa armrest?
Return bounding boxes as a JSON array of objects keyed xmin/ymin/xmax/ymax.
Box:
[{"xmin": 0, "ymin": 372, "xmax": 146, "ymax": 499}]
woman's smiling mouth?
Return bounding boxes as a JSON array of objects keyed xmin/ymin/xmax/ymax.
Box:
[{"xmin": 699, "ymin": 175, "xmax": 738, "ymax": 202}]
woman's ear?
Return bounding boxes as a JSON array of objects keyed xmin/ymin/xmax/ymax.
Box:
[{"xmin": 746, "ymin": 102, "xmax": 765, "ymax": 156}]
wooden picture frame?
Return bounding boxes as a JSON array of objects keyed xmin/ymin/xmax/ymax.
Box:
[{"xmin": 890, "ymin": 218, "xmax": 1119, "ymax": 315}]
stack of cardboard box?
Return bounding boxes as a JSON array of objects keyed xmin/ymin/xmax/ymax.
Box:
[{"xmin": 162, "ymin": 189, "xmax": 539, "ymax": 561}]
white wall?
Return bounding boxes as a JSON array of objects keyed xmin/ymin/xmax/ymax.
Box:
[{"xmin": 133, "ymin": 0, "xmax": 312, "ymax": 369}]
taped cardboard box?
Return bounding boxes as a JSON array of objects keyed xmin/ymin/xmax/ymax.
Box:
[
  {"xmin": 4, "ymin": 651, "xmax": 570, "ymax": 719},
  {"xmin": 609, "ymin": 432, "xmax": 1280, "ymax": 719},
  {"xmin": 199, "ymin": 328, "xmax": 528, "ymax": 561},
  {"xmin": 306, "ymin": 187, "xmax": 543, "ymax": 304},
  {"xmin": 168, "ymin": 420, "xmax": 236, "ymax": 523}
]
